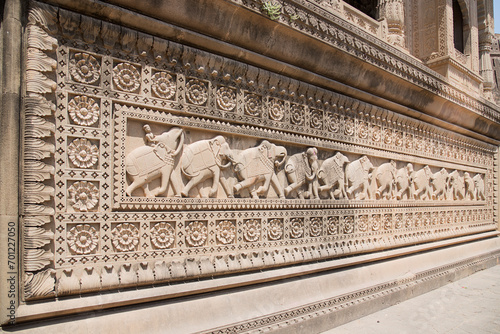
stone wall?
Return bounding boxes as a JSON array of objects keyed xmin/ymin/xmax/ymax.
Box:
[{"xmin": 1, "ymin": 0, "xmax": 500, "ymax": 331}]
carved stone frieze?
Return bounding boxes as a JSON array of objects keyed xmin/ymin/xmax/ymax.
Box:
[{"xmin": 20, "ymin": 1, "xmax": 498, "ymax": 302}]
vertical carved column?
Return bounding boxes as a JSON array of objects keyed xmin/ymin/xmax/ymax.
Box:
[
  {"xmin": 479, "ymin": 36, "xmax": 494, "ymax": 97},
  {"xmin": 377, "ymin": 0, "xmax": 406, "ymax": 48},
  {"xmin": 478, "ymin": 0, "xmax": 495, "ymax": 98},
  {"xmin": 22, "ymin": 2, "xmax": 58, "ymax": 300}
]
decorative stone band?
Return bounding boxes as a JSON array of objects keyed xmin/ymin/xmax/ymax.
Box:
[{"xmin": 53, "ymin": 210, "xmax": 494, "ymax": 297}]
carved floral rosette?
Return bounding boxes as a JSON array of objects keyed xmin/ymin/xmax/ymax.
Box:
[
  {"xmin": 67, "ymin": 224, "xmax": 99, "ymax": 255},
  {"xmin": 67, "ymin": 138, "xmax": 98, "ymax": 169},
  {"xmin": 20, "ymin": 1, "xmax": 497, "ymax": 303},
  {"xmin": 67, "ymin": 181, "xmax": 99, "ymax": 212},
  {"xmin": 111, "ymin": 223, "xmax": 139, "ymax": 252},
  {"xmin": 185, "ymin": 221, "xmax": 208, "ymax": 247},
  {"xmin": 113, "ymin": 62, "xmax": 141, "ymax": 93},
  {"xmin": 69, "ymin": 52, "xmax": 101, "ymax": 84},
  {"xmin": 68, "ymin": 95, "xmax": 99, "ymax": 126},
  {"xmin": 216, "ymin": 220, "xmax": 236, "ymax": 245},
  {"xmin": 151, "ymin": 71, "xmax": 176, "ymax": 99},
  {"xmin": 150, "ymin": 222, "xmax": 175, "ymax": 249},
  {"xmin": 216, "ymin": 86, "xmax": 236, "ymax": 111}
]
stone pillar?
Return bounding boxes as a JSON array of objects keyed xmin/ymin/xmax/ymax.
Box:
[
  {"xmin": 0, "ymin": 0, "xmax": 22, "ymax": 326},
  {"xmin": 377, "ymin": 0, "xmax": 406, "ymax": 48},
  {"xmin": 479, "ymin": 36, "xmax": 494, "ymax": 98}
]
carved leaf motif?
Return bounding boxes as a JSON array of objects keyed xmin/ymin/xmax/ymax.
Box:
[
  {"xmin": 26, "ymin": 70, "xmax": 57, "ymax": 94},
  {"xmin": 25, "ymin": 138, "xmax": 54, "ymax": 160},
  {"xmin": 24, "ymin": 269, "xmax": 56, "ymax": 300},
  {"xmin": 24, "ymin": 215, "xmax": 51, "ymax": 227},
  {"xmin": 24, "ymin": 227, "xmax": 54, "ymax": 248},
  {"xmin": 27, "ymin": 48, "xmax": 57, "ymax": 72},
  {"xmin": 119, "ymin": 263, "xmax": 137, "ymax": 286},
  {"xmin": 24, "ymin": 204, "xmax": 54, "ymax": 216},
  {"xmin": 101, "ymin": 22, "xmax": 121, "ymax": 49},
  {"xmin": 25, "ymin": 95, "xmax": 55, "ymax": 117},
  {"xmin": 24, "ymin": 249, "xmax": 53, "ymax": 271},
  {"xmin": 28, "ymin": 2, "xmax": 58, "ymax": 32},
  {"xmin": 24, "ymin": 182, "xmax": 54, "ymax": 204},
  {"xmin": 59, "ymin": 9, "xmax": 80, "ymax": 38},
  {"xmin": 25, "ymin": 115, "xmax": 55, "ymax": 138},
  {"xmin": 137, "ymin": 262, "xmax": 155, "ymax": 283},
  {"xmin": 56, "ymin": 269, "xmax": 80, "ymax": 296},
  {"xmin": 80, "ymin": 15, "xmax": 101, "ymax": 44}
]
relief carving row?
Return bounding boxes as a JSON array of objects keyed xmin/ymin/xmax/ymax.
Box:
[{"xmin": 123, "ymin": 125, "xmax": 486, "ymax": 202}]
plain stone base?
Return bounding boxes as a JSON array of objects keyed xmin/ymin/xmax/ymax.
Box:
[
  {"xmin": 329, "ymin": 265, "xmax": 500, "ymax": 333},
  {"xmin": 4, "ymin": 236, "xmax": 500, "ymax": 334}
]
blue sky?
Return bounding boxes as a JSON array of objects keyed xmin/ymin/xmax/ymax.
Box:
[{"xmin": 496, "ymin": 0, "xmax": 500, "ymax": 33}]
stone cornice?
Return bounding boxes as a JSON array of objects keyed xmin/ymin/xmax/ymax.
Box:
[{"xmin": 39, "ymin": 0, "xmax": 500, "ymax": 142}]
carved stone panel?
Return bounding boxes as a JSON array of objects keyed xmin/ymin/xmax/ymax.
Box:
[{"xmin": 21, "ymin": 1, "xmax": 497, "ymax": 302}]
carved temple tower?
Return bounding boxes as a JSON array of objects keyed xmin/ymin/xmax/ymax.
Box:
[{"xmin": 1, "ymin": 0, "xmax": 499, "ymax": 332}]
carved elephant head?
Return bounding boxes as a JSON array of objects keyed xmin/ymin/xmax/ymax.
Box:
[{"xmin": 260, "ymin": 140, "xmax": 287, "ymax": 168}]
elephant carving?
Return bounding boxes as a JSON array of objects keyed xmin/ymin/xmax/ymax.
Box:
[
  {"xmin": 181, "ymin": 135, "xmax": 233, "ymax": 198},
  {"xmin": 372, "ymin": 160, "xmax": 397, "ymax": 200},
  {"xmin": 232, "ymin": 140, "xmax": 287, "ymax": 199},
  {"xmin": 345, "ymin": 155, "xmax": 374, "ymax": 200},
  {"xmin": 464, "ymin": 172, "xmax": 475, "ymax": 200},
  {"xmin": 395, "ymin": 163, "xmax": 415, "ymax": 200},
  {"xmin": 284, "ymin": 147, "xmax": 319, "ymax": 199},
  {"xmin": 318, "ymin": 152, "xmax": 349, "ymax": 199},
  {"xmin": 473, "ymin": 174, "xmax": 485, "ymax": 200},
  {"xmin": 413, "ymin": 165, "xmax": 432, "ymax": 200},
  {"xmin": 430, "ymin": 168, "xmax": 448, "ymax": 200},
  {"xmin": 125, "ymin": 126, "xmax": 184, "ymax": 197},
  {"xmin": 448, "ymin": 170, "xmax": 465, "ymax": 200}
]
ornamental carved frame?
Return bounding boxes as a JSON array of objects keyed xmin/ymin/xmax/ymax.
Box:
[{"xmin": 22, "ymin": 1, "xmax": 497, "ymax": 302}]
